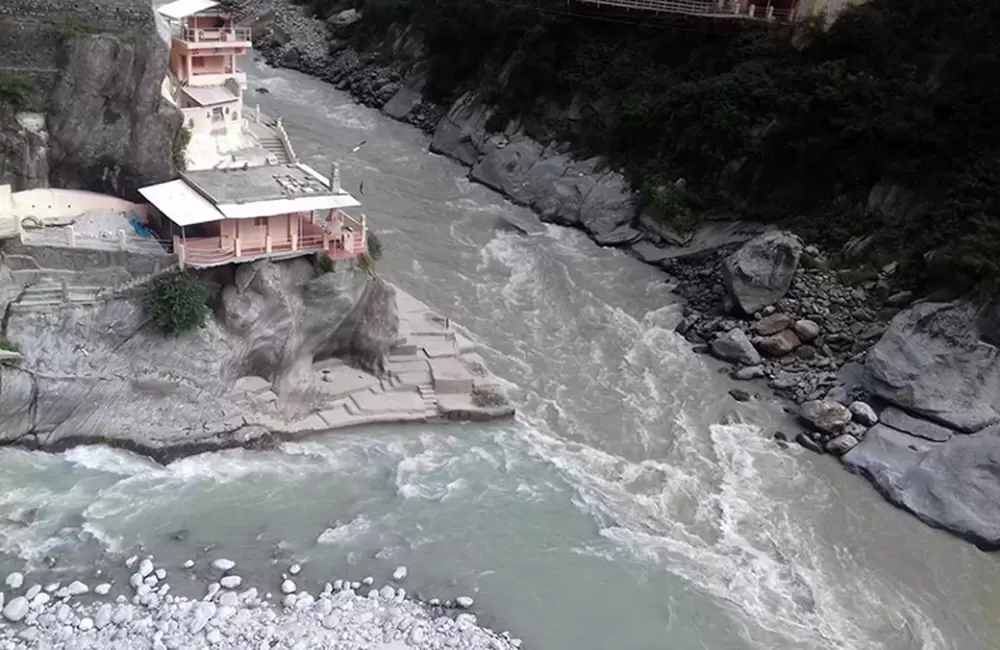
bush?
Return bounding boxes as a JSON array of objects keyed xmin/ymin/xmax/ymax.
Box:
[
  {"xmin": 0, "ymin": 338, "xmax": 20, "ymax": 353},
  {"xmin": 366, "ymin": 231, "xmax": 383, "ymax": 261},
  {"xmin": 471, "ymin": 386, "xmax": 508, "ymax": 408},
  {"xmin": 172, "ymin": 127, "xmax": 191, "ymax": 173},
  {"xmin": 314, "ymin": 253, "xmax": 336, "ymax": 275},
  {"xmin": 143, "ymin": 271, "xmax": 210, "ymax": 336},
  {"xmin": 0, "ymin": 74, "xmax": 33, "ymax": 118}
]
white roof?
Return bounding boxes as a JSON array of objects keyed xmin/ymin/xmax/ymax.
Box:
[
  {"xmin": 138, "ymin": 179, "xmax": 225, "ymax": 227},
  {"xmin": 216, "ymin": 194, "xmax": 362, "ymax": 220},
  {"xmin": 157, "ymin": 0, "xmax": 219, "ymax": 20},
  {"xmin": 182, "ymin": 85, "xmax": 238, "ymax": 107}
]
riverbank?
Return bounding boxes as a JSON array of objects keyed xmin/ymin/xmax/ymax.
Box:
[
  {"xmin": 244, "ymin": 0, "xmax": 1000, "ymax": 551},
  {"xmin": 0, "ymin": 256, "xmax": 513, "ymax": 463},
  {"xmin": 0, "ymin": 556, "xmax": 521, "ymax": 649}
]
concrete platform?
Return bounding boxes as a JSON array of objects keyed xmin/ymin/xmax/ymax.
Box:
[
  {"xmin": 319, "ymin": 366, "xmax": 380, "ymax": 399},
  {"xmin": 428, "ymin": 357, "xmax": 474, "ymax": 394},
  {"xmin": 350, "ymin": 389, "xmax": 425, "ymax": 413}
]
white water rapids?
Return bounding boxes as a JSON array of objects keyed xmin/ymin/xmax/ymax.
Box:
[{"xmin": 1, "ymin": 58, "xmax": 999, "ymax": 650}]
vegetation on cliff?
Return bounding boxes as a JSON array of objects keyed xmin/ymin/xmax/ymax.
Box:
[
  {"xmin": 307, "ymin": 0, "xmax": 999, "ymax": 296},
  {"xmin": 144, "ymin": 271, "xmax": 210, "ymax": 336},
  {"xmin": 0, "ymin": 74, "xmax": 32, "ymax": 119}
]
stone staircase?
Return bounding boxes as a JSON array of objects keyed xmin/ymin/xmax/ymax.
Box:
[
  {"xmin": 10, "ymin": 283, "xmax": 103, "ymax": 312},
  {"xmin": 104, "ymin": 263, "xmax": 180, "ymax": 299},
  {"xmin": 259, "ymin": 134, "xmax": 290, "ymax": 164},
  {"xmin": 417, "ymin": 382, "xmax": 440, "ymax": 418}
]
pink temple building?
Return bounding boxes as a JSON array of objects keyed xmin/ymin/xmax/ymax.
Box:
[{"xmin": 138, "ymin": 163, "xmax": 368, "ymax": 268}]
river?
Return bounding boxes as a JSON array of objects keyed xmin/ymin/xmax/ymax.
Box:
[{"xmin": 1, "ymin": 57, "xmax": 998, "ymax": 650}]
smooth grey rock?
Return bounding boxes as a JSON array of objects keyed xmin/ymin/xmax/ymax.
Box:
[
  {"xmin": 281, "ymin": 580, "xmax": 296, "ymax": 594},
  {"xmin": 392, "ymin": 566, "xmax": 408, "ymax": 582},
  {"xmin": 710, "ymin": 329, "xmax": 761, "ymax": 366},
  {"xmin": 825, "ymin": 434, "xmax": 860, "ymax": 456},
  {"xmin": 722, "ymin": 231, "xmax": 803, "ymax": 314},
  {"xmin": 94, "ymin": 603, "xmax": 113, "ymax": 629},
  {"xmin": 799, "ymin": 400, "xmax": 852, "ymax": 433},
  {"xmin": 733, "ymin": 365, "xmax": 765, "ymax": 380},
  {"xmin": 5, "ymin": 573, "xmax": 23, "ymax": 590},
  {"xmin": 865, "ymin": 300, "xmax": 1000, "ymax": 432},
  {"xmin": 65, "ymin": 580, "xmax": 89, "ymax": 596},
  {"xmin": 219, "ymin": 576, "xmax": 242, "ymax": 590},
  {"xmin": 793, "ymin": 319, "xmax": 821, "ymax": 342},
  {"xmin": 880, "ymin": 407, "xmax": 956, "ymax": 442},
  {"xmin": 844, "ymin": 424, "xmax": 1000, "ymax": 549},
  {"xmin": 754, "ymin": 330, "xmax": 801, "ymax": 357},
  {"xmin": 848, "ymin": 401, "xmax": 878, "ymax": 426},
  {"xmin": 93, "ymin": 583, "xmax": 111, "ymax": 596},
  {"xmin": 456, "ymin": 596, "xmax": 474, "ymax": 608},
  {"xmin": 796, "ymin": 432, "xmax": 823, "ymax": 453},
  {"xmin": 210, "ymin": 558, "xmax": 235, "ymax": 572}
]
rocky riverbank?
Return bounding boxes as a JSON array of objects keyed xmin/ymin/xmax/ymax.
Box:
[
  {"xmin": 0, "ymin": 557, "xmax": 520, "ymax": 649},
  {"xmin": 242, "ymin": 0, "xmax": 1000, "ymax": 550},
  {"xmin": 0, "ymin": 257, "xmax": 512, "ymax": 462}
]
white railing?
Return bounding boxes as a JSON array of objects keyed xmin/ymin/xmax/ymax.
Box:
[
  {"xmin": 20, "ymin": 227, "xmax": 171, "ymax": 256},
  {"xmin": 273, "ymin": 117, "xmax": 298, "ymax": 164},
  {"xmin": 181, "ymin": 27, "xmax": 252, "ymax": 43}
]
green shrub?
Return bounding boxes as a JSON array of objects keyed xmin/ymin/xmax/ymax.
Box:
[
  {"xmin": 0, "ymin": 74, "xmax": 33, "ymax": 117},
  {"xmin": 471, "ymin": 386, "xmax": 508, "ymax": 408},
  {"xmin": 314, "ymin": 253, "xmax": 337, "ymax": 275},
  {"xmin": 172, "ymin": 127, "xmax": 191, "ymax": 173},
  {"xmin": 143, "ymin": 271, "xmax": 209, "ymax": 336},
  {"xmin": 0, "ymin": 338, "xmax": 20, "ymax": 353}
]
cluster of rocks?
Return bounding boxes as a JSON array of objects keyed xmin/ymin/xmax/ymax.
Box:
[
  {"xmin": 671, "ymin": 231, "xmax": 900, "ymax": 407},
  {"xmin": 249, "ymin": 1, "xmax": 445, "ymax": 132},
  {"xmin": 0, "ymin": 557, "xmax": 517, "ymax": 650},
  {"xmin": 792, "ymin": 398, "xmax": 878, "ymax": 457}
]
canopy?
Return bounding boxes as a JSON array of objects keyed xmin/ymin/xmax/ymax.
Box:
[
  {"xmin": 157, "ymin": 0, "xmax": 219, "ymax": 20},
  {"xmin": 138, "ymin": 179, "xmax": 224, "ymax": 227}
]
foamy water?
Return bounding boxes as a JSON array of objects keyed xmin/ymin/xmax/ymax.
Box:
[{"xmin": 1, "ymin": 57, "xmax": 999, "ymax": 650}]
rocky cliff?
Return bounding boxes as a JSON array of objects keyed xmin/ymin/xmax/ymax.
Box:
[
  {"xmin": 0, "ymin": 259, "xmax": 398, "ymax": 460},
  {"xmin": 0, "ymin": 0, "xmax": 181, "ymax": 196}
]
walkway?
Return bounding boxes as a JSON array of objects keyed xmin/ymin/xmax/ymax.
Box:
[{"xmin": 572, "ymin": 0, "xmax": 797, "ymax": 22}]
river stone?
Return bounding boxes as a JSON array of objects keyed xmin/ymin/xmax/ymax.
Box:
[
  {"xmin": 733, "ymin": 365, "xmax": 765, "ymax": 380},
  {"xmin": 799, "ymin": 400, "xmax": 852, "ymax": 433},
  {"xmin": 281, "ymin": 580, "xmax": 296, "ymax": 594},
  {"xmin": 2, "ymin": 596, "xmax": 28, "ymax": 622},
  {"xmin": 211, "ymin": 558, "xmax": 236, "ymax": 572},
  {"xmin": 392, "ymin": 566, "xmax": 408, "ymax": 582},
  {"xmin": 456, "ymin": 596, "xmax": 474, "ymax": 608},
  {"xmin": 722, "ymin": 231, "xmax": 803, "ymax": 315},
  {"xmin": 94, "ymin": 603, "xmax": 113, "ymax": 629},
  {"xmin": 825, "ymin": 434, "xmax": 860, "ymax": 456},
  {"xmin": 754, "ymin": 330, "xmax": 801, "ymax": 357},
  {"xmin": 78, "ymin": 617, "xmax": 94, "ymax": 631},
  {"xmin": 794, "ymin": 319, "xmax": 821, "ymax": 342},
  {"xmin": 796, "ymin": 432, "xmax": 824, "ymax": 454},
  {"xmin": 848, "ymin": 401, "xmax": 878, "ymax": 426},
  {"xmin": 5, "ymin": 573, "xmax": 23, "ymax": 590},
  {"xmin": 66, "ymin": 580, "xmax": 89, "ymax": 596},
  {"xmin": 864, "ymin": 300, "xmax": 1000, "ymax": 432},
  {"xmin": 710, "ymin": 329, "xmax": 761, "ymax": 365},
  {"xmin": 754, "ymin": 313, "xmax": 792, "ymax": 336},
  {"xmin": 220, "ymin": 576, "xmax": 242, "ymax": 589},
  {"xmin": 94, "ymin": 583, "xmax": 111, "ymax": 596},
  {"xmin": 138, "ymin": 559, "xmax": 153, "ymax": 578}
]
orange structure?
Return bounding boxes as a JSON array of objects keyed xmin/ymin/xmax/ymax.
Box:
[
  {"xmin": 139, "ymin": 163, "xmax": 368, "ymax": 268},
  {"xmin": 158, "ymin": 0, "xmax": 252, "ymax": 138}
]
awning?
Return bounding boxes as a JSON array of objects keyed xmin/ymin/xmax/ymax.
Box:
[
  {"xmin": 216, "ymin": 194, "xmax": 363, "ymax": 220},
  {"xmin": 182, "ymin": 85, "xmax": 238, "ymax": 107},
  {"xmin": 157, "ymin": 0, "xmax": 219, "ymax": 20},
  {"xmin": 138, "ymin": 179, "xmax": 225, "ymax": 227}
]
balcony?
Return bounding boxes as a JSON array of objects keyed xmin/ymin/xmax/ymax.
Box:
[{"xmin": 177, "ymin": 26, "xmax": 252, "ymax": 47}]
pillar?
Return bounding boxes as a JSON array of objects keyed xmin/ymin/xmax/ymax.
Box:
[
  {"xmin": 118, "ymin": 229, "xmax": 127, "ymax": 250},
  {"xmin": 67, "ymin": 224, "xmax": 76, "ymax": 247},
  {"xmin": 186, "ymin": 54, "xmax": 192, "ymax": 82},
  {"xmin": 330, "ymin": 163, "xmax": 341, "ymax": 193}
]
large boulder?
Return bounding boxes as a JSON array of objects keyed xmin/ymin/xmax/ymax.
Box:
[
  {"xmin": 844, "ymin": 424, "xmax": 1000, "ymax": 550},
  {"xmin": 710, "ymin": 329, "xmax": 761, "ymax": 365},
  {"xmin": 799, "ymin": 400, "xmax": 852, "ymax": 434},
  {"xmin": 722, "ymin": 231, "xmax": 803, "ymax": 315},
  {"xmin": 864, "ymin": 300, "xmax": 1000, "ymax": 433}
]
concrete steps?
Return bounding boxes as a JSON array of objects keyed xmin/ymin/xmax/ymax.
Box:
[
  {"xmin": 11, "ymin": 283, "xmax": 103, "ymax": 311},
  {"xmin": 417, "ymin": 382, "xmax": 439, "ymax": 418},
  {"xmin": 259, "ymin": 137, "xmax": 289, "ymax": 164}
]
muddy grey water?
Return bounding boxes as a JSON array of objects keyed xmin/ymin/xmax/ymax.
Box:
[{"xmin": 2, "ymin": 58, "xmax": 999, "ymax": 650}]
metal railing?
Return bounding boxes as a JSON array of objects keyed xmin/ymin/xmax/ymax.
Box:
[
  {"xmin": 573, "ymin": 0, "xmax": 796, "ymax": 21},
  {"xmin": 181, "ymin": 27, "xmax": 252, "ymax": 43}
]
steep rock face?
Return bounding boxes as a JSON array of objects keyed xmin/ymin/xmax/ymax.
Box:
[
  {"xmin": 845, "ymin": 299, "xmax": 1000, "ymax": 549},
  {"xmin": 431, "ymin": 92, "xmax": 640, "ymax": 245},
  {"xmin": 47, "ymin": 26, "xmax": 181, "ymax": 199},
  {"xmin": 0, "ymin": 259, "xmax": 397, "ymax": 454},
  {"xmin": 0, "ymin": 114, "xmax": 48, "ymax": 190}
]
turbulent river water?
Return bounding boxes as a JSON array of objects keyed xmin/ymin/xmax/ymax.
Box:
[{"xmin": 2, "ymin": 58, "xmax": 999, "ymax": 650}]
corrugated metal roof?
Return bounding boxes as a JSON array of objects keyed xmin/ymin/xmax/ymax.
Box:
[
  {"xmin": 138, "ymin": 179, "xmax": 225, "ymax": 227},
  {"xmin": 182, "ymin": 85, "xmax": 238, "ymax": 107},
  {"xmin": 216, "ymin": 194, "xmax": 363, "ymax": 220},
  {"xmin": 157, "ymin": 0, "xmax": 219, "ymax": 20}
]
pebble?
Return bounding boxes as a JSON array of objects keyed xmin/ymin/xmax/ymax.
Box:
[
  {"xmin": 361, "ymin": 576, "xmax": 374, "ymax": 586},
  {"xmin": 211, "ymin": 559, "xmax": 236, "ymax": 572},
  {"xmin": 281, "ymin": 580, "xmax": 297, "ymax": 594},
  {"xmin": 78, "ymin": 617, "xmax": 94, "ymax": 631},
  {"xmin": 154, "ymin": 569, "xmax": 166, "ymax": 580},
  {"xmin": 138, "ymin": 559, "xmax": 154, "ymax": 578},
  {"xmin": 392, "ymin": 566, "xmax": 408, "ymax": 582},
  {"xmin": 24, "ymin": 585, "xmax": 40, "ymax": 601},
  {"xmin": 183, "ymin": 560, "xmax": 195, "ymax": 569},
  {"xmin": 456, "ymin": 596, "xmax": 474, "ymax": 608},
  {"xmin": 94, "ymin": 584, "xmax": 112, "ymax": 596},
  {"xmin": 289, "ymin": 564, "xmax": 301, "ymax": 575},
  {"xmin": 2, "ymin": 596, "xmax": 28, "ymax": 622},
  {"xmin": 5, "ymin": 573, "xmax": 23, "ymax": 590},
  {"xmin": 220, "ymin": 576, "xmax": 242, "ymax": 590},
  {"xmin": 124, "ymin": 556, "xmax": 138, "ymax": 569}
]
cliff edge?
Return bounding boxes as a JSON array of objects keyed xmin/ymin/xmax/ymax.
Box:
[{"xmin": 0, "ymin": 0, "xmax": 181, "ymax": 196}]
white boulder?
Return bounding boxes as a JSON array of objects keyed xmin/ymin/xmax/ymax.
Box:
[
  {"xmin": 2, "ymin": 596, "xmax": 28, "ymax": 622},
  {"xmin": 211, "ymin": 558, "xmax": 236, "ymax": 572}
]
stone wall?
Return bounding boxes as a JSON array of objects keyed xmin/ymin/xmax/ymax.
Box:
[
  {"xmin": 3, "ymin": 239, "xmax": 174, "ymax": 278},
  {"xmin": 0, "ymin": 0, "xmax": 153, "ymax": 30}
]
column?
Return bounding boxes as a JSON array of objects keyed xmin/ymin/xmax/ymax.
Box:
[
  {"xmin": 67, "ymin": 224, "xmax": 76, "ymax": 247},
  {"xmin": 186, "ymin": 54, "xmax": 192, "ymax": 82},
  {"xmin": 118, "ymin": 229, "xmax": 128, "ymax": 250}
]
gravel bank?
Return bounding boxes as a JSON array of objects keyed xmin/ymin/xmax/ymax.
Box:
[{"xmin": 0, "ymin": 559, "xmax": 520, "ymax": 650}]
